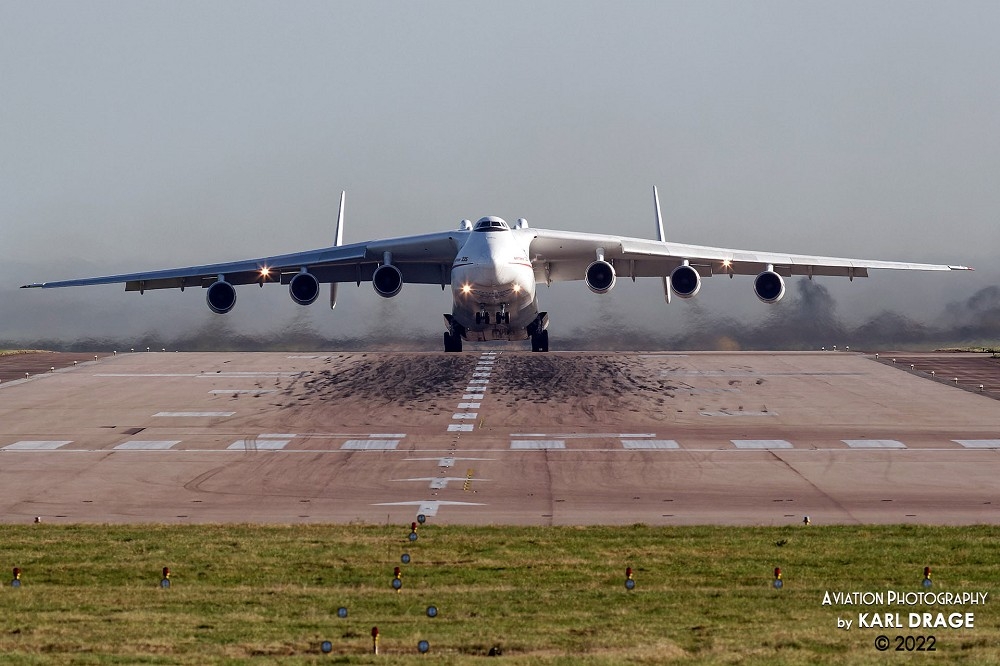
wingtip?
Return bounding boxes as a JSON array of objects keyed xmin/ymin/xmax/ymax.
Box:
[{"xmin": 950, "ymin": 265, "xmax": 975, "ymax": 271}]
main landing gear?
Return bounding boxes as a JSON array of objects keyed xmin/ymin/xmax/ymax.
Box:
[
  {"xmin": 527, "ymin": 311, "xmax": 550, "ymax": 353},
  {"xmin": 443, "ymin": 314, "xmax": 464, "ymax": 352},
  {"xmin": 444, "ymin": 331, "xmax": 463, "ymax": 352},
  {"xmin": 530, "ymin": 329, "xmax": 549, "ymax": 352}
]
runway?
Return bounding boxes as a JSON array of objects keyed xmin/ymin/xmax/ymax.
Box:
[{"xmin": 1, "ymin": 349, "xmax": 999, "ymax": 526}]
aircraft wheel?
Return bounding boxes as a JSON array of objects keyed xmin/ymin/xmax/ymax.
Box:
[
  {"xmin": 444, "ymin": 331, "xmax": 463, "ymax": 353},
  {"xmin": 531, "ymin": 330, "xmax": 549, "ymax": 352}
]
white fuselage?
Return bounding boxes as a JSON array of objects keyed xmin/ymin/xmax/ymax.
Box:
[{"xmin": 450, "ymin": 228, "xmax": 537, "ymax": 341}]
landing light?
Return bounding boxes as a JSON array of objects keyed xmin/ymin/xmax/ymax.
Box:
[
  {"xmin": 259, "ymin": 266, "xmax": 271, "ymax": 278},
  {"xmin": 461, "ymin": 283, "xmax": 472, "ymax": 295},
  {"xmin": 513, "ymin": 283, "xmax": 522, "ymax": 294}
]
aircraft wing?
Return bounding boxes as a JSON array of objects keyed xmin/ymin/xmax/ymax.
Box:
[
  {"xmin": 21, "ymin": 230, "xmax": 466, "ymax": 292},
  {"xmin": 526, "ymin": 228, "xmax": 972, "ymax": 283}
]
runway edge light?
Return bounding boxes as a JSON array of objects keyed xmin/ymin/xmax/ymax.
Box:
[
  {"xmin": 625, "ymin": 566, "xmax": 635, "ymax": 590},
  {"xmin": 371, "ymin": 626, "xmax": 379, "ymax": 655},
  {"xmin": 12, "ymin": 567, "xmax": 21, "ymax": 588},
  {"xmin": 773, "ymin": 567, "xmax": 783, "ymax": 589},
  {"xmin": 161, "ymin": 567, "xmax": 170, "ymax": 589},
  {"xmin": 923, "ymin": 566, "xmax": 932, "ymax": 588}
]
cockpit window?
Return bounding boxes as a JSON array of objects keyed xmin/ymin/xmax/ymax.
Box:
[{"xmin": 473, "ymin": 217, "xmax": 510, "ymax": 232}]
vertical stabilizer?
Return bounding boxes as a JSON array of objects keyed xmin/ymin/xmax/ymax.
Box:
[
  {"xmin": 654, "ymin": 186, "xmax": 671, "ymax": 303},
  {"xmin": 330, "ymin": 191, "xmax": 345, "ymax": 309}
]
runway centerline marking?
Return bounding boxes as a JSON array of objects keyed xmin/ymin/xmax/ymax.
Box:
[
  {"xmin": 458, "ymin": 402, "xmax": 481, "ymax": 409},
  {"xmin": 452, "ymin": 413, "xmax": 478, "ymax": 420},
  {"xmin": 447, "ymin": 424, "xmax": 474, "ymax": 432}
]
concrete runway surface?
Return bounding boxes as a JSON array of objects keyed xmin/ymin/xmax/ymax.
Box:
[{"xmin": 1, "ymin": 350, "xmax": 999, "ymax": 526}]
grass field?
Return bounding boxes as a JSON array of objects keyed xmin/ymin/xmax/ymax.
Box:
[{"xmin": 0, "ymin": 524, "xmax": 997, "ymax": 664}]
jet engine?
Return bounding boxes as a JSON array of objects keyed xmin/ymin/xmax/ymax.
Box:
[
  {"xmin": 289, "ymin": 271, "xmax": 320, "ymax": 306},
  {"xmin": 669, "ymin": 264, "xmax": 701, "ymax": 299},
  {"xmin": 206, "ymin": 280, "xmax": 237, "ymax": 314},
  {"xmin": 753, "ymin": 270, "xmax": 786, "ymax": 303},
  {"xmin": 585, "ymin": 260, "xmax": 616, "ymax": 294},
  {"xmin": 372, "ymin": 264, "xmax": 403, "ymax": 298}
]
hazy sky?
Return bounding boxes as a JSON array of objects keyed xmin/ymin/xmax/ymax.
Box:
[{"xmin": 3, "ymin": 2, "xmax": 998, "ymax": 348}]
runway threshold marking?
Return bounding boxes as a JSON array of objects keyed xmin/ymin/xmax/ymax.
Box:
[
  {"xmin": 115, "ymin": 440, "xmax": 181, "ymax": 450},
  {"xmin": 209, "ymin": 389, "xmax": 278, "ymax": 395},
  {"xmin": 512, "ymin": 433, "xmax": 656, "ymax": 439},
  {"xmin": 511, "ymin": 440, "xmax": 566, "ymax": 450},
  {"xmin": 153, "ymin": 412, "xmax": 236, "ymax": 417},
  {"xmin": 732, "ymin": 440, "xmax": 794, "ymax": 449},
  {"xmin": 3, "ymin": 441, "xmax": 73, "ymax": 450},
  {"xmin": 227, "ymin": 439, "xmax": 291, "ymax": 450},
  {"xmin": 953, "ymin": 440, "xmax": 1000, "ymax": 448},
  {"xmin": 842, "ymin": 439, "xmax": 906, "ymax": 449},
  {"xmin": 699, "ymin": 411, "xmax": 776, "ymax": 417},
  {"xmin": 341, "ymin": 440, "xmax": 401, "ymax": 450},
  {"xmin": 622, "ymin": 440, "xmax": 680, "ymax": 449}
]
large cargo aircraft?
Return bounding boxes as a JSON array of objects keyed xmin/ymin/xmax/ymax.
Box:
[{"xmin": 23, "ymin": 189, "xmax": 972, "ymax": 352}]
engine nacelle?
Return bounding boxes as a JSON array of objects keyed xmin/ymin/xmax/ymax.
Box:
[
  {"xmin": 206, "ymin": 280, "xmax": 237, "ymax": 314},
  {"xmin": 372, "ymin": 264, "xmax": 403, "ymax": 298},
  {"xmin": 585, "ymin": 260, "xmax": 616, "ymax": 294},
  {"xmin": 669, "ymin": 264, "xmax": 701, "ymax": 299},
  {"xmin": 289, "ymin": 271, "xmax": 320, "ymax": 306},
  {"xmin": 754, "ymin": 270, "xmax": 786, "ymax": 303}
]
